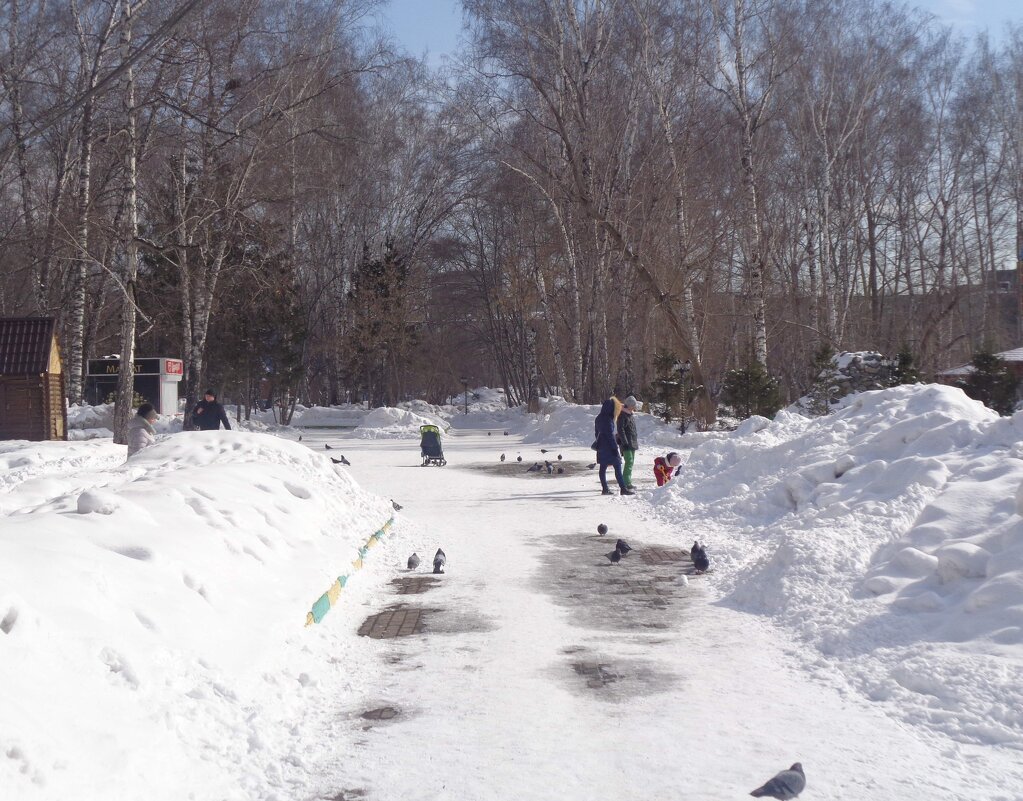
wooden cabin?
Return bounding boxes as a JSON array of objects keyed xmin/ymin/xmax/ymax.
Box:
[{"xmin": 0, "ymin": 318, "xmax": 67, "ymax": 441}]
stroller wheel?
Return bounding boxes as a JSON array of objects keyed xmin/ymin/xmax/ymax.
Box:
[{"xmin": 440, "ymin": 459, "xmax": 447, "ymax": 466}]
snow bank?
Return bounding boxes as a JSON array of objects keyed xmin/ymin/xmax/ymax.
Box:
[
  {"xmin": 351, "ymin": 406, "xmax": 445, "ymax": 439},
  {"xmin": 0, "ymin": 432, "xmax": 391, "ymax": 800},
  {"xmin": 651, "ymin": 383, "xmax": 1023, "ymax": 749},
  {"xmin": 521, "ymin": 397, "xmax": 686, "ymax": 448}
]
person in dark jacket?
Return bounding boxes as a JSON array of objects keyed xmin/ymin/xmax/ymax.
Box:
[
  {"xmin": 594, "ymin": 397, "xmax": 632, "ymax": 495},
  {"xmin": 616, "ymin": 395, "xmax": 640, "ymax": 490},
  {"xmin": 192, "ymin": 389, "xmax": 232, "ymax": 431}
]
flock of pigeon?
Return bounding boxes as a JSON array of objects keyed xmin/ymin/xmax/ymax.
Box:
[
  {"xmin": 500, "ymin": 450, "xmax": 567, "ymax": 475},
  {"xmin": 406, "ymin": 548, "xmax": 446, "ymax": 574},
  {"xmin": 596, "ymin": 522, "xmax": 711, "ymax": 576}
]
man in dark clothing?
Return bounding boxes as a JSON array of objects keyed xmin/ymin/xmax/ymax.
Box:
[
  {"xmin": 192, "ymin": 389, "xmax": 232, "ymax": 431},
  {"xmin": 616, "ymin": 395, "xmax": 640, "ymax": 490}
]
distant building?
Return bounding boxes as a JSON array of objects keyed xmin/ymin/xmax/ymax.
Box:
[{"xmin": 937, "ymin": 346, "xmax": 1023, "ymax": 383}]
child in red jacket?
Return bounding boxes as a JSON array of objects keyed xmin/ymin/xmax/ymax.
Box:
[{"xmin": 654, "ymin": 452, "xmax": 682, "ymax": 487}]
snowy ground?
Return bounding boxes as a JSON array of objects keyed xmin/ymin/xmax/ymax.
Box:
[{"xmin": 3, "ymin": 385, "xmax": 1023, "ymax": 800}]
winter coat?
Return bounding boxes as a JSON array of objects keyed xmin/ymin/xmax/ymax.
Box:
[
  {"xmin": 593, "ymin": 397, "xmax": 623, "ymax": 466},
  {"xmin": 192, "ymin": 399, "xmax": 232, "ymax": 431},
  {"xmin": 616, "ymin": 410, "xmax": 638, "ymax": 451},
  {"xmin": 654, "ymin": 456, "xmax": 677, "ymax": 487},
  {"xmin": 127, "ymin": 416, "xmax": 156, "ymax": 456}
]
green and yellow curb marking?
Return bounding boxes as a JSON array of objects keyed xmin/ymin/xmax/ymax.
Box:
[{"xmin": 305, "ymin": 514, "xmax": 395, "ymax": 627}]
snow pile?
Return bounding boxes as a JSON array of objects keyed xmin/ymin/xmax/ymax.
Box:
[
  {"xmin": 351, "ymin": 406, "xmax": 445, "ymax": 438},
  {"xmin": 521, "ymin": 397, "xmax": 685, "ymax": 448},
  {"xmin": 270, "ymin": 404, "xmax": 367, "ymax": 428},
  {"xmin": 0, "ymin": 432, "xmax": 391, "ymax": 800},
  {"xmin": 652, "ymin": 383, "xmax": 1023, "ymax": 748}
]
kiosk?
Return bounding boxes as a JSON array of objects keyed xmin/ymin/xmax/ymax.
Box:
[{"xmin": 85, "ymin": 357, "xmax": 183, "ymax": 414}]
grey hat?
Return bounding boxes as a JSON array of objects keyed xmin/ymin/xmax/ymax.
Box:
[{"xmin": 623, "ymin": 395, "xmax": 639, "ymax": 409}]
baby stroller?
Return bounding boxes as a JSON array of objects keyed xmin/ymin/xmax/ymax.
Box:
[{"xmin": 419, "ymin": 424, "xmax": 446, "ymax": 466}]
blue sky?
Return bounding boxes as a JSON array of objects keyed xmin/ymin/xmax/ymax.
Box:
[{"xmin": 376, "ymin": 0, "xmax": 1022, "ymax": 62}]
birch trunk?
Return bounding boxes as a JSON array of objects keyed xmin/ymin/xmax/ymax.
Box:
[{"xmin": 113, "ymin": 0, "xmax": 140, "ymax": 444}]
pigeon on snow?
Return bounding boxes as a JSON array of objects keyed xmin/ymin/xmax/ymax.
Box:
[
  {"xmin": 298, "ymin": 435, "xmax": 302, "ymax": 442},
  {"xmin": 526, "ymin": 462, "xmax": 542, "ymax": 473},
  {"xmin": 516, "ymin": 455, "xmax": 523, "ymax": 462},
  {"xmin": 324, "ymin": 444, "xmax": 332, "ymax": 450},
  {"xmin": 615, "ymin": 539, "xmax": 633, "ymax": 556},
  {"xmin": 391, "ymin": 499, "xmax": 403, "ymax": 511},
  {"xmin": 557, "ymin": 467, "xmax": 564, "ymax": 474},
  {"xmin": 500, "ymin": 453, "xmax": 506, "ymax": 462},
  {"xmin": 433, "ymin": 548, "xmax": 447, "ymax": 574},
  {"xmin": 691, "ymin": 541, "xmax": 710, "ymax": 573},
  {"xmin": 750, "ymin": 763, "xmax": 805, "ymax": 800},
  {"xmin": 587, "ymin": 463, "xmax": 597, "ymax": 470},
  {"xmin": 407, "ymin": 553, "xmax": 421, "ymax": 570},
  {"xmin": 597, "ymin": 523, "xmax": 608, "ymax": 536},
  {"xmin": 604, "ymin": 548, "xmax": 622, "ymax": 565},
  {"xmin": 540, "ymin": 449, "xmax": 549, "ymax": 454},
  {"xmin": 330, "ymin": 457, "xmax": 344, "ymax": 465},
  {"xmin": 557, "ymin": 454, "xmax": 562, "ymax": 461},
  {"xmin": 545, "ymin": 461, "xmax": 554, "ymax": 474}
]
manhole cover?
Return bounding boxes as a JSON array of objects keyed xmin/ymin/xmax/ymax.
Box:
[
  {"xmin": 361, "ymin": 706, "xmax": 400, "ymax": 721},
  {"xmin": 572, "ymin": 662, "xmax": 622, "ymax": 688},
  {"xmin": 640, "ymin": 548, "xmax": 687, "ymax": 565},
  {"xmin": 358, "ymin": 606, "xmax": 425, "ymax": 639},
  {"xmin": 392, "ymin": 576, "xmax": 441, "ymax": 595}
]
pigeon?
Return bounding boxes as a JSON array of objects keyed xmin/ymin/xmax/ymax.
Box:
[
  {"xmin": 516, "ymin": 455, "xmax": 523, "ymax": 462},
  {"xmin": 298, "ymin": 435, "xmax": 302, "ymax": 442},
  {"xmin": 504, "ymin": 431, "xmax": 509, "ymax": 436},
  {"xmin": 615, "ymin": 539, "xmax": 633, "ymax": 556},
  {"xmin": 557, "ymin": 454, "xmax": 562, "ymax": 460},
  {"xmin": 487, "ymin": 431, "xmax": 491, "ymax": 436},
  {"xmin": 527, "ymin": 462, "xmax": 542, "ymax": 473},
  {"xmin": 392, "ymin": 499, "xmax": 403, "ymax": 511},
  {"xmin": 557, "ymin": 467, "xmax": 564, "ymax": 474},
  {"xmin": 500, "ymin": 453, "xmax": 506, "ymax": 462},
  {"xmin": 587, "ymin": 463, "xmax": 597, "ymax": 470},
  {"xmin": 330, "ymin": 457, "xmax": 344, "ymax": 465},
  {"xmin": 433, "ymin": 548, "xmax": 446, "ymax": 574},
  {"xmin": 339, "ymin": 455, "xmax": 351, "ymax": 466},
  {"xmin": 540, "ymin": 449, "xmax": 549, "ymax": 454},
  {"xmin": 545, "ymin": 461, "xmax": 553, "ymax": 474},
  {"xmin": 324, "ymin": 444, "xmax": 332, "ymax": 450},
  {"xmin": 750, "ymin": 763, "xmax": 805, "ymax": 800},
  {"xmin": 407, "ymin": 553, "xmax": 420, "ymax": 570},
  {"xmin": 597, "ymin": 523, "xmax": 608, "ymax": 536},
  {"xmin": 691, "ymin": 541, "xmax": 710, "ymax": 573},
  {"xmin": 604, "ymin": 548, "xmax": 622, "ymax": 565}
]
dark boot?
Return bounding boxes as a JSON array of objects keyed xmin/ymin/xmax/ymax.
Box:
[{"xmin": 620, "ymin": 488, "xmax": 635, "ymax": 496}]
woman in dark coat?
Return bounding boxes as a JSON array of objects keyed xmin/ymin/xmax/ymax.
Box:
[{"xmin": 594, "ymin": 397, "xmax": 633, "ymax": 495}]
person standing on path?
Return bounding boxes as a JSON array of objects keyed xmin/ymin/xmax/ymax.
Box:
[
  {"xmin": 616, "ymin": 395, "xmax": 640, "ymax": 490},
  {"xmin": 594, "ymin": 397, "xmax": 633, "ymax": 495},
  {"xmin": 192, "ymin": 389, "xmax": 232, "ymax": 431}
]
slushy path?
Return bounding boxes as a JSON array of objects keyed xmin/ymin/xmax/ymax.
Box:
[{"xmin": 301, "ymin": 429, "xmax": 1015, "ymax": 801}]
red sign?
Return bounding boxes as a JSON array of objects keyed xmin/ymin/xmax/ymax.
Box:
[{"xmin": 164, "ymin": 359, "xmax": 184, "ymax": 375}]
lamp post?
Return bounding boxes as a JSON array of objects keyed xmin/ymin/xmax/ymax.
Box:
[{"xmin": 460, "ymin": 376, "xmax": 469, "ymax": 415}]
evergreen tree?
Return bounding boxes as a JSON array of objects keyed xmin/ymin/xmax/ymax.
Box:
[
  {"xmin": 958, "ymin": 349, "xmax": 1019, "ymax": 416},
  {"xmin": 720, "ymin": 362, "xmax": 783, "ymax": 420},
  {"xmin": 891, "ymin": 347, "xmax": 922, "ymax": 386},
  {"xmin": 645, "ymin": 351, "xmax": 684, "ymax": 422}
]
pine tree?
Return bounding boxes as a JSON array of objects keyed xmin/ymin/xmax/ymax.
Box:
[
  {"xmin": 959, "ymin": 350, "xmax": 1018, "ymax": 416},
  {"xmin": 720, "ymin": 362, "xmax": 783, "ymax": 420},
  {"xmin": 892, "ymin": 347, "xmax": 922, "ymax": 386}
]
